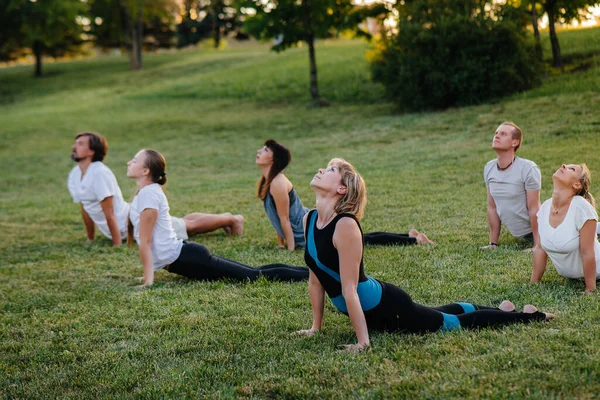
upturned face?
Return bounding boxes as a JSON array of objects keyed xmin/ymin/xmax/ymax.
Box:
[
  {"xmin": 310, "ymin": 164, "xmax": 345, "ymax": 195},
  {"xmin": 71, "ymin": 135, "xmax": 94, "ymax": 162},
  {"xmin": 127, "ymin": 150, "xmax": 148, "ymax": 179},
  {"xmin": 255, "ymin": 145, "xmax": 274, "ymax": 166},
  {"xmin": 553, "ymin": 164, "xmax": 583, "ymax": 191},
  {"xmin": 492, "ymin": 124, "xmax": 518, "ymax": 151}
]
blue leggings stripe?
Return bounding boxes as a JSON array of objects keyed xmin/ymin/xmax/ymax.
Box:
[
  {"xmin": 456, "ymin": 302, "xmax": 476, "ymax": 313},
  {"xmin": 441, "ymin": 313, "xmax": 461, "ymax": 332}
]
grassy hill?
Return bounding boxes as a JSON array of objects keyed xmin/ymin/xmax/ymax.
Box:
[{"xmin": 0, "ymin": 27, "xmax": 599, "ymax": 398}]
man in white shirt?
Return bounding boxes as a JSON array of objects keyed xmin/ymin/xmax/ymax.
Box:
[
  {"xmin": 482, "ymin": 122, "xmax": 541, "ymax": 250},
  {"xmin": 68, "ymin": 132, "xmax": 130, "ymax": 246},
  {"xmin": 68, "ymin": 133, "xmax": 245, "ymax": 246}
]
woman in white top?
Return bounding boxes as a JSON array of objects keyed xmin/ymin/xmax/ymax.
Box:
[
  {"xmin": 531, "ymin": 163, "xmax": 600, "ymax": 293},
  {"xmin": 127, "ymin": 149, "xmax": 309, "ymax": 287}
]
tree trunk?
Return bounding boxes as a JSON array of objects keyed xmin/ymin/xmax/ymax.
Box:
[
  {"xmin": 307, "ymin": 35, "xmax": 320, "ymax": 103},
  {"xmin": 302, "ymin": 0, "xmax": 324, "ymax": 105},
  {"xmin": 213, "ymin": 16, "xmax": 221, "ymax": 48},
  {"xmin": 531, "ymin": 0, "xmax": 543, "ymax": 62},
  {"xmin": 33, "ymin": 39, "xmax": 43, "ymax": 77},
  {"xmin": 212, "ymin": 0, "xmax": 222, "ymax": 48},
  {"xmin": 134, "ymin": 8, "xmax": 143, "ymax": 69},
  {"xmin": 121, "ymin": 4, "xmax": 135, "ymax": 69},
  {"xmin": 121, "ymin": 2, "xmax": 143, "ymax": 70},
  {"xmin": 546, "ymin": 1, "xmax": 562, "ymax": 68}
]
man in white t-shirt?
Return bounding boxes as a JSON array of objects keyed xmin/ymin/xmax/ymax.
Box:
[
  {"xmin": 67, "ymin": 132, "xmax": 130, "ymax": 246},
  {"xmin": 482, "ymin": 122, "xmax": 541, "ymax": 250},
  {"xmin": 68, "ymin": 133, "xmax": 245, "ymax": 246}
]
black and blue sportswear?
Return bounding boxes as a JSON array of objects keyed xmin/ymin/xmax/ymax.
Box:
[{"xmin": 304, "ymin": 210, "xmax": 547, "ymax": 333}]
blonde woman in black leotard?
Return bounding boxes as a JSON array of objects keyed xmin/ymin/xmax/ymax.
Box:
[{"xmin": 295, "ymin": 158, "xmax": 554, "ymax": 351}]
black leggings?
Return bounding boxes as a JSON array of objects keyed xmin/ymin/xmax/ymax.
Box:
[
  {"xmin": 167, "ymin": 242, "xmax": 309, "ymax": 282},
  {"xmin": 363, "ymin": 232, "xmax": 417, "ymax": 246},
  {"xmin": 364, "ymin": 282, "xmax": 547, "ymax": 333}
]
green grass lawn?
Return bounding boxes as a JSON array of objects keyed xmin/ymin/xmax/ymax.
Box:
[{"xmin": 1, "ymin": 27, "xmax": 599, "ymax": 398}]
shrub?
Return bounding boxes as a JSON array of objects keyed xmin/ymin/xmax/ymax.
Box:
[{"xmin": 371, "ymin": 0, "xmax": 542, "ymax": 111}]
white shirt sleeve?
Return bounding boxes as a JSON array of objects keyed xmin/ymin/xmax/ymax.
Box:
[
  {"xmin": 92, "ymin": 169, "xmax": 117, "ymax": 202},
  {"xmin": 483, "ymin": 162, "xmax": 492, "ymax": 188},
  {"xmin": 574, "ymin": 198, "xmax": 598, "ymax": 231},
  {"xmin": 524, "ymin": 164, "xmax": 542, "ymax": 191},
  {"xmin": 137, "ymin": 188, "xmax": 161, "ymax": 212},
  {"xmin": 67, "ymin": 168, "xmax": 80, "ymax": 203}
]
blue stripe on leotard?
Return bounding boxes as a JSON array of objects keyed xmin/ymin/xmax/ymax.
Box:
[
  {"xmin": 441, "ymin": 313, "xmax": 461, "ymax": 332},
  {"xmin": 456, "ymin": 302, "xmax": 476, "ymax": 313},
  {"xmin": 307, "ymin": 211, "xmax": 382, "ymax": 313}
]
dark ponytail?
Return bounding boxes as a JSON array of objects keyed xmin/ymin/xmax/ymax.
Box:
[
  {"xmin": 256, "ymin": 139, "xmax": 292, "ymax": 200},
  {"xmin": 127, "ymin": 190, "xmax": 138, "ymax": 247}
]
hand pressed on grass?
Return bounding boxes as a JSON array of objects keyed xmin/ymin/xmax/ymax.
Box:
[
  {"xmin": 293, "ymin": 328, "xmax": 318, "ymax": 336},
  {"xmin": 339, "ymin": 343, "xmax": 370, "ymax": 353}
]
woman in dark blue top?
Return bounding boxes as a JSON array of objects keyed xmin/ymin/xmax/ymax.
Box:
[
  {"xmin": 296, "ymin": 158, "xmax": 554, "ymax": 351},
  {"xmin": 256, "ymin": 139, "xmax": 434, "ymax": 251}
]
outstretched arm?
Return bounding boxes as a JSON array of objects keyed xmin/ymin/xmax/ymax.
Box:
[
  {"xmin": 526, "ymin": 189, "xmax": 541, "ymax": 248},
  {"xmin": 335, "ymin": 218, "xmax": 369, "ymax": 350},
  {"xmin": 81, "ymin": 205, "xmax": 95, "ymax": 242},
  {"xmin": 270, "ymin": 178, "xmax": 295, "ymax": 251},
  {"xmin": 296, "ymin": 212, "xmax": 325, "ymax": 335},
  {"xmin": 531, "ymin": 245, "xmax": 548, "ymax": 283},
  {"xmin": 484, "ymin": 188, "xmax": 501, "ymax": 248},
  {"xmin": 308, "ymin": 270, "xmax": 325, "ymax": 331},
  {"xmin": 138, "ymin": 208, "xmax": 158, "ymax": 287},
  {"xmin": 100, "ymin": 196, "xmax": 122, "ymax": 246},
  {"xmin": 579, "ymin": 220, "xmax": 597, "ymax": 293}
]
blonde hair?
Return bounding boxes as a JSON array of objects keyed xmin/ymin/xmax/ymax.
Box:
[
  {"xmin": 577, "ymin": 163, "xmax": 596, "ymax": 209},
  {"xmin": 327, "ymin": 158, "xmax": 367, "ymax": 220},
  {"xmin": 500, "ymin": 121, "xmax": 523, "ymax": 152}
]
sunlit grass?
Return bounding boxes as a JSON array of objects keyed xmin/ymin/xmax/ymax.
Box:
[{"xmin": 1, "ymin": 28, "xmax": 599, "ymax": 398}]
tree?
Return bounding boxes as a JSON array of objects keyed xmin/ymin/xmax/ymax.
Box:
[
  {"xmin": 530, "ymin": 0, "xmax": 543, "ymax": 61},
  {"xmin": 538, "ymin": 0, "xmax": 598, "ymax": 67},
  {"xmin": 510, "ymin": 0, "xmax": 544, "ymax": 61},
  {"xmin": 243, "ymin": 0, "xmax": 388, "ymax": 105},
  {"xmin": 89, "ymin": 0, "xmax": 178, "ymax": 70},
  {"xmin": 2, "ymin": 0, "xmax": 86, "ymax": 77},
  {"xmin": 371, "ymin": 0, "xmax": 541, "ymax": 110},
  {"xmin": 177, "ymin": 0, "xmax": 241, "ymax": 48}
]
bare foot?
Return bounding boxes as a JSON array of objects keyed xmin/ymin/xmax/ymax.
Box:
[
  {"xmin": 416, "ymin": 232, "xmax": 435, "ymax": 245},
  {"xmin": 498, "ymin": 300, "xmax": 515, "ymax": 312},
  {"xmin": 523, "ymin": 304, "xmax": 538, "ymax": 314},
  {"xmin": 221, "ymin": 213, "xmax": 233, "ymax": 235},
  {"xmin": 409, "ymin": 229, "xmax": 419, "ymax": 238},
  {"xmin": 523, "ymin": 304, "xmax": 555, "ymax": 320},
  {"xmin": 231, "ymin": 215, "xmax": 244, "ymax": 236}
]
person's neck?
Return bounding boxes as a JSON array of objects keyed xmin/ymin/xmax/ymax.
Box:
[
  {"xmin": 78, "ymin": 158, "xmax": 93, "ymax": 176},
  {"xmin": 261, "ymin": 164, "xmax": 272, "ymax": 179},
  {"xmin": 551, "ymin": 187, "xmax": 574, "ymax": 211},
  {"xmin": 314, "ymin": 194, "xmax": 338, "ymax": 227},
  {"xmin": 495, "ymin": 150, "xmax": 516, "ymax": 170},
  {"xmin": 136, "ymin": 176, "xmax": 153, "ymax": 190}
]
